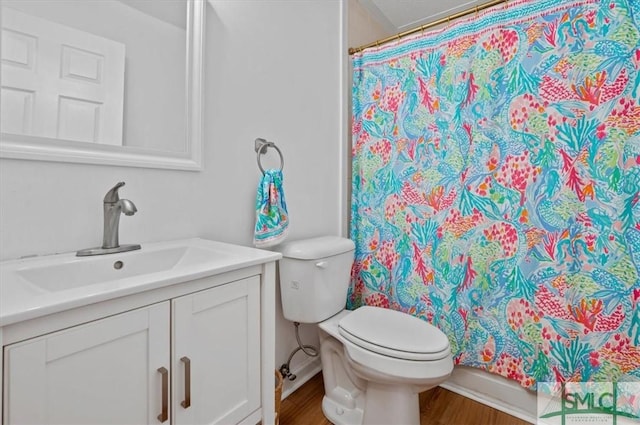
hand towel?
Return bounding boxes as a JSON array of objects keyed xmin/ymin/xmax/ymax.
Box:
[{"xmin": 253, "ymin": 169, "xmax": 289, "ymax": 247}]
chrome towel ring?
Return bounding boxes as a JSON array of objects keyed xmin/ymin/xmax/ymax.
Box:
[{"xmin": 255, "ymin": 138, "xmax": 284, "ymax": 174}]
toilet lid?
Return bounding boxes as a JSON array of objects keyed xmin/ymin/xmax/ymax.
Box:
[{"xmin": 338, "ymin": 306, "xmax": 450, "ymax": 361}]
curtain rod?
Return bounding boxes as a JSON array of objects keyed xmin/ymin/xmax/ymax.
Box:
[{"xmin": 348, "ymin": 0, "xmax": 509, "ymax": 55}]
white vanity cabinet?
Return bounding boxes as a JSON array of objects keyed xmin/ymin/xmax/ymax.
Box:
[
  {"xmin": 0, "ymin": 239, "xmax": 279, "ymax": 425},
  {"xmin": 4, "ymin": 276, "xmax": 262, "ymax": 425}
]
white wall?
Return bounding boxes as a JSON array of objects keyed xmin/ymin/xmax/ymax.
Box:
[
  {"xmin": 348, "ymin": 0, "xmax": 391, "ymax": 49},
  {"xmin": 205, "ymin": 0, "xmax": 347, "ymax": 388},
  {"xmin": 0, "ymin": 0, "xmax": 345, "ymax": 382}
]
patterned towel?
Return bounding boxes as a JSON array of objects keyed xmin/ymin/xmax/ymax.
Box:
[{"xmin": 253, "ymin": 169, "xmax": 289, "ymax": 247}]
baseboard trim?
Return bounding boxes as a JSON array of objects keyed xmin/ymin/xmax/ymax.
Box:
[
  {"xmin": 440, "ymin": 366, "xmax": 537, "ymax": 424},
  {"xmin": 281, "ymin": 357, "xmax": 322, "ymax": 400}
]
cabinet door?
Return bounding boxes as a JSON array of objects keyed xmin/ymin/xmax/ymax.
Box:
[
  {"xmin": 3, "ymin": 302, "xmax": 170, "ymax": 425},
  {"xmin": 173, "ymin": 276, "xmax": 261, "ymax": 425}
]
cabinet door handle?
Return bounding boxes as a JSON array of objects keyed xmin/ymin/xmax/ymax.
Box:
[
  {"xmin": 157, "ymin": 367, "xmax": 169, "ymax": 423},
  {"xmin": 181, "ymin": 356, "xmax": 191, "ymax": 409}
]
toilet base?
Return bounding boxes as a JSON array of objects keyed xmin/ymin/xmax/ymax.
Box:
[
  {"xmin": 362, "ymin": 383, "xmax": 420, "ymax": 425},
  {"xmin": 322, "ymin": 395, "xmax": 363, "ymax": 425},
  {"xmin": 321, "ymin": 382, "xmax": 420, "ymax": 425}
]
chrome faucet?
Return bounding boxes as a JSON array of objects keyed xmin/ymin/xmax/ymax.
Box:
[
  {"xmin": 77, "ymin": 182, "xmax": 141, "ymax": 256},
  {"xmin": 102, "ymin": 182, "xmax": 138, "ymax": 249}
]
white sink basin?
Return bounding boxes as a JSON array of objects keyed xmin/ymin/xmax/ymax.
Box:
[
  {"xmin": 0, "ymin": 238, "xmax": 281, "ymax": 326},
  {"xmin": 16, "ymin": 245, "xmax": 217, "ymax": 292}
]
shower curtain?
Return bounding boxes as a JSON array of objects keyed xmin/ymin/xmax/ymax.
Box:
[{"xmin": 349, "ymin": 0, "xmax": 640, "ymax": 388}]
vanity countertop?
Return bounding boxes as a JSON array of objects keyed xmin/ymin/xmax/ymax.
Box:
[{"xmin": 0, "ymin": 238, "xmax": 281, "ymax": 327}]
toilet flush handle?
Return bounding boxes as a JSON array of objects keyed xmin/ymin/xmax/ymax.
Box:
[{"xmin": 315, "ymin": 261, "xmax": 329, "ymax": 269}]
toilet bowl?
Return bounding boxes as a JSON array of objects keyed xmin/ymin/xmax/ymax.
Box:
[{"xmin": 275, "ymin": 237, "xmax": 453, "ymax": 425}]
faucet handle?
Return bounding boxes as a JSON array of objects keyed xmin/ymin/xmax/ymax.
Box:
[{"xmin": 104, "ymin": 181, "xmax": 125, "ymax": 203}]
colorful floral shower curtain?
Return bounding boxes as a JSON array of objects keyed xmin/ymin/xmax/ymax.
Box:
[{"xmin": 349, "ymin": 0, "xmax": 640, "ymax": 388}]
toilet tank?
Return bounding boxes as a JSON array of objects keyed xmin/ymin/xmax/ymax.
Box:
[{"xmin": 275, "ymin": 236, "xmax": 355, "ymax": 323}]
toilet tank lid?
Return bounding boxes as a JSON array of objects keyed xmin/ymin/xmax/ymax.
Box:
[{"xmin": 274, "ymin": 236, "xmax": 355, "ymax": 260}]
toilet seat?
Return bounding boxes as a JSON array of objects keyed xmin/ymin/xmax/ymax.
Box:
[{"xmin": 338, "ymin": 306, "xmax": 450, "ymax": 361}]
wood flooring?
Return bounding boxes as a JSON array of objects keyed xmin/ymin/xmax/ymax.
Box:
[{"xmin": 277, "ymin": 372, "xmax": 531, "ymax": 425}]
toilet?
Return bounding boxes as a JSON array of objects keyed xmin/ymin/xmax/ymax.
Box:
[{"xmin": 276, "ymin": 236, "xmax": 453, "ymax": 425}]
